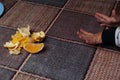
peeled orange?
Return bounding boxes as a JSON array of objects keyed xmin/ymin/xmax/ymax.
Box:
[
  {"xmin": 31, "ymin": 31, "xmax": 45, "ymax": 42},
  {"xmin": 23, "ymin": 43, "xmax": 44, "ymax": 54}
]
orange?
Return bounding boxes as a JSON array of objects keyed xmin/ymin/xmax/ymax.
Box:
[{"xmin": 23, "ymin": 43, "xmax": 44, "ymax": 54}]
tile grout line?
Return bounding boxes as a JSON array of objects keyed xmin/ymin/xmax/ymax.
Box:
[
  {"xmin": 19, "ymin": 71, "xmax": 51, "ymax": 80},
  {"xmin": 47, "ymin": 35, "xmax": 120, "ymax": 54},
  {"xmin": 45, "ymin": 0, "xmax": 71, "ymax": 33},
  {"xmin": 11, "ymin": 0, "xmax": 71, "ymax": 79},
  {"xmin": 11, "ymin": 54, "xmax": 32, "ymax": 80},
  {"xmin": 47, "ymin": 35, "xmax": 97, "ymax": 48},
  {"xmin": 0, "ymin": 65, "xmax": 17, "ymax": 72}
]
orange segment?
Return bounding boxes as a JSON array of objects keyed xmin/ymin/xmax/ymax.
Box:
[{"xmin": 23, "ymin": 43, "xmax": 44, "ymax": 54}]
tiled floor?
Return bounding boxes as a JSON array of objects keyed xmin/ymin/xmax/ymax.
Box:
[{"xmin": 0, "ymin": 0, "xmax": 120, "ymax": 80}]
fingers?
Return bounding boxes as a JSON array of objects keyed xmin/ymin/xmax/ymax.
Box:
[
  {"xmin": 95, "ymin": 12, "xmax": 109, "ymax": 20},
  {"xmin": 79, "ymin": 29, "xmax": 93, "ymax": 35},
  {"xmin": 100, "ymin": 23, "xmax": 111, "ymax": 27},
  {"xmin": 77, "ymin": 29, "xmax": 94, "ymax": 44}
]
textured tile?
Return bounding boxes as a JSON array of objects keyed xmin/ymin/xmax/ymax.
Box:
[
  {"xmin": 0, "ymin": 27, "xmax": 29, "ymax": 69},
  {"xmin": 0, "ymin": 27, "xmax": 15, "ymax": 45},
  {"xmin": 0, "ymin": 45, "xmax": 29, "ymax": 69},
  {"xmin": 0, "ymin": 67, "xmax": 15, "ymax": 80},
  {"xmin": 47, "ymin": 10, "xmax": 103, "ymax": 43},
  {"xmin": 65, "ymin": 0, "xmax": 116, "ymax": 15},
  {"xmin": 23, "ymin": 0, "xmax": 68, "ymax": 7},
  {"xmin": 22, "ymin": 37, "xmax": 96, "ymax": 80},
  {"xmin": 1, "ymin": 0, "xmax": 17, "ymax": 12},
  {"xmin": 0, "ymin": 1, "xmax": 59, "ymax": 31},
  {"xmin": 85, "ymin": 48, "xmax": 120, "ymax": 80},
  {"xmin": 15, "ymin": 73, "xmax": 51, "ymax": 80}
]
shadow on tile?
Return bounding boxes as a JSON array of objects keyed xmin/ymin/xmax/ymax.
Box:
[{"xmin": 22, "ymin": 37, "xmax": 96, "ymax": 80}]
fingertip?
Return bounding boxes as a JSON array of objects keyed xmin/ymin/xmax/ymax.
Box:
[{"xmin": 77, "ymin": 31, "xmax": 79, "ymax": 35}]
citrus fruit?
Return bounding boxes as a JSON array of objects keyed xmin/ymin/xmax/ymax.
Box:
[
  {"xmin": 23, "ymin": 43, "xmax": 44, "ymax": 54},
  {"xmin": 31, "ymin": 31, "xmax": 45, "ymax": 42}
]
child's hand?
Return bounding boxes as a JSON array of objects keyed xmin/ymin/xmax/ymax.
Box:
[
  {"xmin": 77, "ymin": 29, "xmax": 102, "ymax": 44},
  {"xmin": 95, "ymin": 9, "xmax": 120, "ymax": 27}
]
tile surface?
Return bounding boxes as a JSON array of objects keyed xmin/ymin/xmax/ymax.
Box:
[
  {"xmin": 1, "ymin": 0, "xmax": 17, "ymax": 12},
  {"xmin": 0, "ymin": 27, "xmax": 15, "ymax": 45},
  {"xmin": 0, "ymin": 1, "xmax": 59, "ymax": 31},
  {"xmin": 15, "ymin": 73, "xmax": 50, "ymax": 80},
  {"xmin": 0, "ymin": 67, "xmax": 15, "ymax": 80},
  {"xmin": 23, "ymin": 0, "xmax": 68, "ymax": 7},
  {"xmin": 85, "ymin": 48, "xmax": 120, "ymax": 80},
  {"xmin": 22, "ymin": 37, "xmax": 96, "ymax": 80},
  {"xmin": 65, "ymin": 0, "xmax": 116, "ymax": 15},
  {"xmin": 47, "ymin": 10, "xmax": 103, "ymax": 43},
  {"xmin": 0, "ymin": 27, "xmax": 29, "ymax": 69}
]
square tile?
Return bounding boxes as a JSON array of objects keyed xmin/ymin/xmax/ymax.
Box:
[
  {"xmin": 85, "ymin": 48, "xmax": 120, "ymax": 80},
  {"xmin": 22, "ymin": 37, "xmax": 96, "ymax": 80},
  {"xmin": 1, "ymin": 0, "xmax": 17, "ymax": 12},
  {"xmin": 0, "ymin": 67, "xmax": 15, "ymax": 80},
  {"xmin": 15, "ymin": 73, "xmax": 50, "ymax": 80},
  {"xmin": 0, "ymin": 27, "xmax": 29, "ymax": 69},
  {"xmin": 65, "ymin": 0, "xmax": 116, "ymax": 15},
  {"xmin": 23, "ymin": 0, "xmax": 68, "ymax": 7},
  {"xmin": 47, "ymin": 10, "xmax": 103, "ymax": 43},
  {"xmin": 0, "ymin": 1, "xmax": 60, "ymax": 31}
]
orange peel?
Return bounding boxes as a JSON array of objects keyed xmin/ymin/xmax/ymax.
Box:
[{"xmin": 3, "ymin": 25, "xmax": 45, "ymax": 55}]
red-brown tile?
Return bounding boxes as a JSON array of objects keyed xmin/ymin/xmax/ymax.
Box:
[
  {"xmin": 23, "ymin": 0, "xmax": 68, "ymax": 8},
  {"xmin": 85, "ymin": 48, "xmax": 120, "ymax": 80},
  {"xmin": 47, "ymin": 10, "xmax": 103, "ymax": 43},
  {"xmin": 15, "ymin": 72, "xmax": 51, "ymax": 80},
  {"xmin": 0, "ymin": 1, "xmax": 60, "ymax": 31},
  {"xmin": 65, "ymin": 0, "xmax": 116, "ymax": 15}
]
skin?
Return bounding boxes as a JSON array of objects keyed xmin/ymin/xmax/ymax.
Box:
[{"xmin": 77, "ymin": 9, "xmax": 120, "ymax": 44}]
